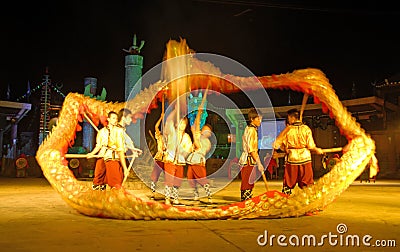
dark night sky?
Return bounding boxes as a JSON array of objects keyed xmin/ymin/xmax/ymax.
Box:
[{"xmin": 1, "ymin": 0, "xmax": 399, "ymax": 103}]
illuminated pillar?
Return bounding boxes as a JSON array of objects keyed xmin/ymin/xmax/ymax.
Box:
[
  {"xmin": 125, "ymin": 55, "xmax": 143, "ymax": 101},
  {"xmin": 82, "ymin": 77, "xmax": 97, "ymax": 152},
  {"xmin": 38, "ymin": 72, "xmax": 51, "ymax": 146},
  {"xmin": 0, "ymin": 117, "xmax": 5, "ymax": 158},
  {"xmin": 124, "ymin": 35, "xmax": 144, "ymax": 148},
  {"xmin": 10, "ymin": 118, "xmax": 17, "ymax": 159},
  {"xmin": 0, "ymin": 130, "xmax": 3, "ymax": 158},
  {"xmin": 226, "ymin": 110, "xmax": 246, "ymax": 158}
]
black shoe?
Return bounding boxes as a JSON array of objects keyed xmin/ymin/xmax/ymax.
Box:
[
  {"xmin": 92, "ymin": 184, "xmax": 100, "ymax": 190},
  {"xmin": 150, "ymin": 181, "xmax": 156, "ymax": 193},
  {"xmin": 99, "ymin": 185, "xmax": 106, "ymax": 191},
  {"xmin": 241, "ymin": 189, "xmax": 253, "ymax": 201},
  {"xmin": 282, "ymin": 186, "xmax": 292, "ymax": 195}
]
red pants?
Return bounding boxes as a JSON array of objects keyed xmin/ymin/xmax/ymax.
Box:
[
  {"xmin": 93, "ymin": 159, "xmax": 106, "ymax": 185},
  {"xmin": 267, "ymin": 159, "xmax": 277, "ymax": 175},
  {"xmin": 187, "ymin": 164, "xmax": 208, "ymax": 188},
  {"xmin": 151, "ymin": 161, "xmax": 165, "ymax": 182},
  {"xmin": 164, "ymin": 162, "xmax": 184, "ymax": 187},
  {"xmin": 283, "ymin": 162, "xmax": 314, "ymax": 189},
  {"xmin": 240, "ymin": 165, "xmax": 257, "ymax": 190},
  {"xmin": 105, "ymin": 160, "xmax": 123, "ymax": 188}
]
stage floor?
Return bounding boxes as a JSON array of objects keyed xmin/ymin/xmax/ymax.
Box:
[{"xmin": 0, "ymin": 177, "xmax": 399, "ymax": 251}]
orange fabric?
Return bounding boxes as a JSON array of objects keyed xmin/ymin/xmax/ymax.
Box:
[
  {"xmin": 240, "ymin": 165, "xmax": 257, "ymax": 190},
  {"xmin": 283, "ymin": 162, "xmax": 314, "ymax": 189},
  {"xmin": 105, "ymin": 160, "xmax": 123, "ymax": 188},
  {"xmin": 93, "ymin": 159, "xmax": 106, "ymax": 185},
  {"xmin": 266, "ymin": 158, "xmax": 277, "ymax": 175},
  {"xmin": 187, "ymin": 164, "xmax": 208, "ymax": 187},
  {"xmin": 151, "ymin": 161, "xmax": 165, "ymax": 182},
  {"xmin": 164, "ymin": 162, "xmax": 184, "ymax": 187}
]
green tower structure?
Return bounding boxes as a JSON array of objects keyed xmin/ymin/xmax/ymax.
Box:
[
  {"xmin": 226, "ymin": 109, "xmax": 248, "ymax": 158},
  {"xmin": 124, "ymin": 34, "xmax": 144, "ymax": 148},
  {"xmin": 82, "ymin": 77, "xmax": 107, "ymax": 153}
]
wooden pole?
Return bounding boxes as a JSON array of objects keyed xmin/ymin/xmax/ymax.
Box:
[
  {"xmin": 64, "ymin": 154, "xmax": 97, "ymax": 158},
  {"xmin": 161, "ymin": 92, "xmax": 165, "ymax": 133},
  {"xmin": 300, "ymin": 94, "xmax": 309, "ymax": 122},
  {"xmin": 176, "ymin": 79, "xmax": 180, "ymax": 150},
  {"xmin": 162, "ymin": 92, "xmax": 165, "ymax": 115},
  {"xmin": 64, "ymin": 153, "xmax": 140, "ymax": 159},
  {"xmin": 273, "ymin": 147, "xmax": 343, "ymax": 159},
  {"xmin": 321, "ymin": 147, "xmax": 343, "ymax": 153},
  {"xmin": 261, "ymin": 172, "xmax": 269, "ymax": 191},
  {"xmin": 83, "ymin": 113, "xmax": 99, "ymax": 132},
  {"xmin": 122, "ymin": 157, "xmax": 135, "ymax": 185}
]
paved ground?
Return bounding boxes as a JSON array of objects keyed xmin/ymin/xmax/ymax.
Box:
[{"xmin": 0, "ymin": 177, "xmax": 399, "ymax": 252}]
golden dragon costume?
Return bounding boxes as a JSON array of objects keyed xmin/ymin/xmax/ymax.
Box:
[{"xmin": 36, "ymin": 39, "xmax": 377, "ymax": 220}]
